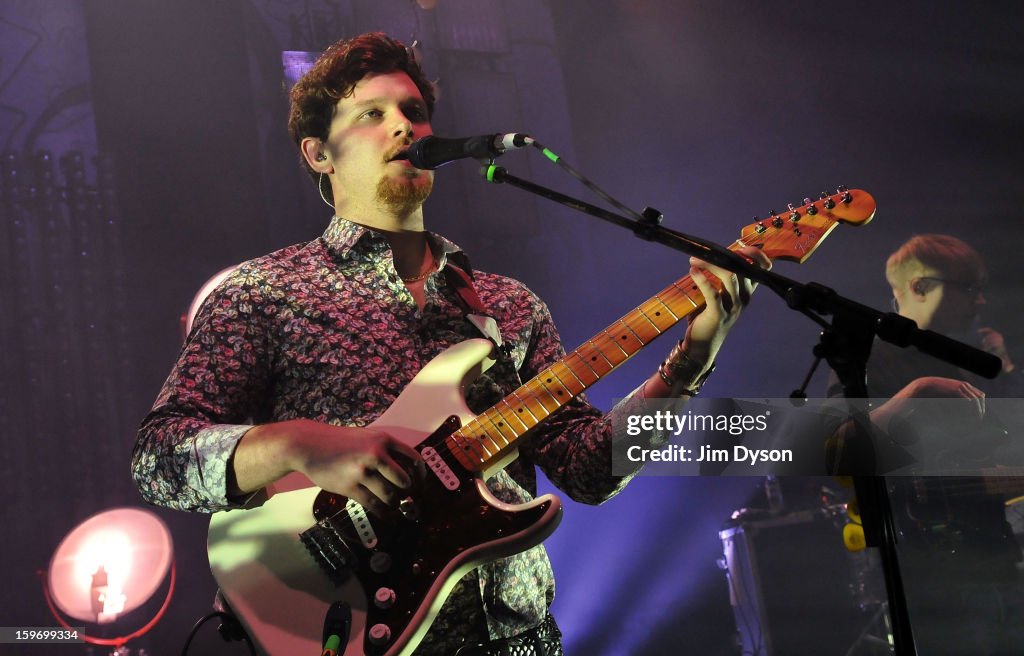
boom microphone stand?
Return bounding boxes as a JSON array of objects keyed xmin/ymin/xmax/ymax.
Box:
[{"xmin": 479, "ymin": 162, "xmax": 1000, "ymax": 655}]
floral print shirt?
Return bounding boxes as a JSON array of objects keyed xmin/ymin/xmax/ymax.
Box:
[{"xmin": 133, "ymin": 216, "xmax": 643, "ymax": 653}]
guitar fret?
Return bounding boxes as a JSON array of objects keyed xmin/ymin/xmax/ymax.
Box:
[
  {"xmin": 667, "ymin": 281, "xmax": 702, "ymax": 311},
  {"xmin": 574, "ymin": 341, "xmax": 615, "ymax": 376},
  {"xmin": 510, "ymin": 390, "xmax": 543, "ymax": 425},
  {"xmin": 620, "ymin": 319, "xmax": 645, "ymax": 344},
  {"xmin": 448, "ymin": 430, "xmax": 484, "ymax": 468},
  {"xmin": 496, "ymin": 399, "xmax": 531, "ymax": 434},
  {"xmin": 564, "ymin": 352, "xmax": 600, "ymax": 385},
  {"xmin": 621, "ymin": 314, "xmax": 658, "ymax": 344},
  {"xmin": 477, "ymin": 421, "xmax": 505, "ymax": 457},
  {"xmin": 633, "ymin": 305, "xmax": 665, "ymax": 336},
  {"xmin": 448, "ymin": 429, "xmax": 472, "ymax": 457},
  {"xmin": 447, "ymin": 440, "xmax": 477, "ymax": 470},
  {"xmin": 599, "ymin": 329, "xmax": 633, "ymax": 361},
  {"xmin": 481, "ymin": 410, "xmax": 516, "ymax": 446},
  {"xmin": 459, "ymin": 419, "xmax": 494, "ymax": 462},
  {"xmin": 539, "ymin": 368, "xmax": 574, "ymax": 403},
  {"xmin": 651, "ymin": 294, "xmax": 680, "ymax": 321},
  {"xmin": 553, "ymin": 360, "xmax": 587, "ymax": 393},
  {"xmin": 681, "ymin": 280, "xmax": 706, "ymax": 308},
  {"xmin": 524, "ymin": 378, "xmax": 562, "ymax": 413},
  {"xmin": 587, "ymin": 334, "xmax": 622, "ymax": 367}
]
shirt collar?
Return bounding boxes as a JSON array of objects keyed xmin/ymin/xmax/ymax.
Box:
[{"xmin": 321, "ymin": 215, "xmax": 474, "ymax": 275}]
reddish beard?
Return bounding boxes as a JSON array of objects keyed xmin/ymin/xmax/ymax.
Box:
[{"xmin": 376, "ymin": 171, "xmax": 433, "ymax": 214}]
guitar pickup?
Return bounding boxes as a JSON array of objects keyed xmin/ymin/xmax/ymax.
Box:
[{"xmin": 422, "ymin": 447, "xmax": 460, "ymax": 490}]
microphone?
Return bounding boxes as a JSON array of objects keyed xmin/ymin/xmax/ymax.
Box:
[{"xmin": 400, "ymin": 133, "xmax": 532, "ymax": 170}]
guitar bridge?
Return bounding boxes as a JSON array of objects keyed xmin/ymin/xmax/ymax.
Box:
[{"xmin": 300, "ymin": 517, "xmax": 357, "ymax": 586}]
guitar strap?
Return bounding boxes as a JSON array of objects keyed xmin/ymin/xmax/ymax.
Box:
[{"xmin": 443, "ymin": 263, "xmax": 511, "ymax": 361}]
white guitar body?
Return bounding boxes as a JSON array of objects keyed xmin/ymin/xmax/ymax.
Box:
[{"xmin": 208, "ymin": 339, "xmax": 563, "ymax": 655}]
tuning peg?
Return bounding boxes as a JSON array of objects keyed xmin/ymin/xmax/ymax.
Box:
[
  {"xmin": 787, "ymin": 203, "xmax": 801, "ymax": 222},
  {"xmin": 839, "ymin": 188, "xmax": 853, "ymax": 204},
  {"xmin": 822, "ymin": 191, "xmax": 836, "ymax": 210},
  {"xmin": 804, "ymin": 197, "xmax": 818, "ymax": 215}
]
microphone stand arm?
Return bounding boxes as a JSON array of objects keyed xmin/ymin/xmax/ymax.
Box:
[
  {"xmin": 483, "ymin": 165, "xmax": 786, "ymax": 296},
  {"xmin": 482, "ymin": 164, "xmax": 998, "ymax": 379}
]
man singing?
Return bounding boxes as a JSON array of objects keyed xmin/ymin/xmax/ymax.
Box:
[{"xmin": 133, "ymin": 32, "xmax": 768, "ymax": 655}]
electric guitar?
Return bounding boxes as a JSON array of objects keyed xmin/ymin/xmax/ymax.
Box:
[{"xmin": 208, "ymin": 188, "xmax": 876, "ymax": 655}]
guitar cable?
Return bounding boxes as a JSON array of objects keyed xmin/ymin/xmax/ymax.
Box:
[{"xmin": 179, "ymin": 610, "xmax": 256, "ymax": 656}]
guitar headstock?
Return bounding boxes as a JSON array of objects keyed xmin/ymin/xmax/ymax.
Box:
[{"xmin": 739, "ymin": 187, "xmax": 876, "ymax": 263}]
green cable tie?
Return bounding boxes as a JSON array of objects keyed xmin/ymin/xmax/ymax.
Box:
[
  {"xmin": 486, "ymin": 164, "xmax": 497, "ymax": 182},
  {"xmin": 542, "ymin": 148, "xmax": 560, "ymax": 163}
]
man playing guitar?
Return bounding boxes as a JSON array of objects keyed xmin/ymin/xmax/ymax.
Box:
[{"xmin": 132, "ymin": 32, "xmax": 768, "ymax": 655}]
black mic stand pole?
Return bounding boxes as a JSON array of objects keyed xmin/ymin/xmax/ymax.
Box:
[{"xmin": 482, "ymin": 163, "xmax": 1001, "ymax": 656}]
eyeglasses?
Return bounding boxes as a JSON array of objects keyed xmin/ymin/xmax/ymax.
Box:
[{"xmin": 916, "ymin": 276, "xmax": 985, "ymax": 296}]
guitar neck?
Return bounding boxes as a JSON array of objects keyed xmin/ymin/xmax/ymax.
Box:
[
  {"xmin": 445, "ymin": 243, "xmax": 738, "ymax": 474},
  {"xmin": 442, "ymin": 187, "xmax": 877, "ymax": 475}
]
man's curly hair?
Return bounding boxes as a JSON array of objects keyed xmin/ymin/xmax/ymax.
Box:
[{"xmin": 288, "ymin": 32, "xmax": 436, "ymax": 183}]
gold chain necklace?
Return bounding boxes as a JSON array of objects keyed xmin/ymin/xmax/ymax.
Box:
[{"xmin": 401, "ymin": 261, "xmax": 436, "ymax": 283}]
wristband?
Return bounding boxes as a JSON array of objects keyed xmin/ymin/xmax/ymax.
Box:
[{"xmin": 658, "ymin": 341, "xmax": 715, "ymax": 396}]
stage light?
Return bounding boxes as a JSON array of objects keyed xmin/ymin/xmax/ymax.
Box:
[{"xmin": 43, "ymin": 507, "xmax": 175, "ymax": 654}]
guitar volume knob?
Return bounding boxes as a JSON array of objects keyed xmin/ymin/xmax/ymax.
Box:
[
  {"xmin": 374, "ymin": 587, "xmax": 397, "ymax": 609},
  {"xmin": 368, "ymin": 623, "xmax": 392, "ymax": 645}
]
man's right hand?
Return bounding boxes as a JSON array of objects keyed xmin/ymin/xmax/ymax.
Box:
[{"xmin": 233, "ymin": 419, "xmax": 422, "ymax": 516}]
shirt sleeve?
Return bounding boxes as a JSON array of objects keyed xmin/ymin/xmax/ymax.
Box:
[
  {"xmin": 514, "ymin": 293, "xmax": 655, "ymax": 505},
  {"xmin": 131, "ymin": 268, "xmax": 272, "ymax": 512}
]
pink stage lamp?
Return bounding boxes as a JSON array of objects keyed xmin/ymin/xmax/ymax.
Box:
[{"xmin": 44, "ymin": 507, "xmax": 175, "ymax": 652}]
